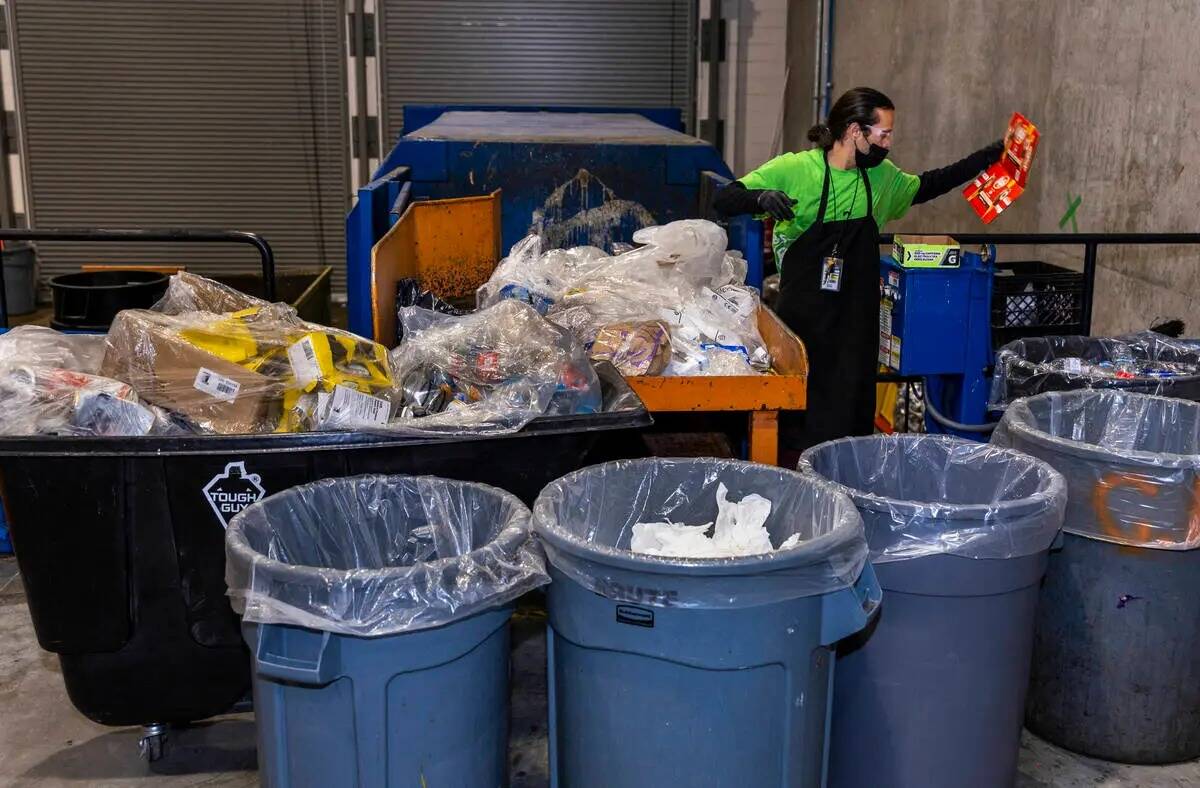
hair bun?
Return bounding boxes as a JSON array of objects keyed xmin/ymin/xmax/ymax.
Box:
[{"xmin": 807, "ymin": 123, "xmax": 834, "ymax": 148}]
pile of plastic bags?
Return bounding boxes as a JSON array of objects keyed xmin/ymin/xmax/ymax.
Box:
[
  {"xmin": 0, "ymin": 270, "xmax": 605, "ymax": 438},
  {"xmin": 477, "ymin": 220, "xmax": 771, "ymax": 377},
  {"xmin": 990, "ymin": 331, "xmax": 1200, "ymax": 409},
  {"xmin": 0, "ymin": 218, "xmax": 758, "ymax": 439}
]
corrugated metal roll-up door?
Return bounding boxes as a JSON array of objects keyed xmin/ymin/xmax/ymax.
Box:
[
  {"xmin": 379, "ymin": 0, "xmax": 696, "ymax": 140},
  {"xmin": 9, "ymin": 0, "xmax": 349, "ymax": 288}
]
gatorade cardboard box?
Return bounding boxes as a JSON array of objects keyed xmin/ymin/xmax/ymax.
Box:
[
  {"xmin": 892, "ymin": 235, "xmax": 961, "ymax": 268},
  {"xmin": 964, "ymin": 112, "xmax": 1039, "ymax": 224}
]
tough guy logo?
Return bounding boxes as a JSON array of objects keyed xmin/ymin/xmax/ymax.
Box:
[{"xmin": 203, "ymin": 461, "xmax": 266, "ymax": 529}]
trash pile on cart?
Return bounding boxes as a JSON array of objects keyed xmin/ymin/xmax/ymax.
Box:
[{"xmin": 0, "ymin": 219, "xmax": 760, "ymax": 438}]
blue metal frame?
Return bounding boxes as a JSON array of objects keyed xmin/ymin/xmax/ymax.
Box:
[
  {"xmin": 347, "ymin": 105, "xmax": 753, "ymax": 333},
  {"xmin": 345, "ymin": 165, "xmax": 412, "ymax": 337}
]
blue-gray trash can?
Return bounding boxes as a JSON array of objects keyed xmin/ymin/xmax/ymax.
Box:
[
  {"xmin": 995, "ymin": 389, "xmax": 1200, "ymax": 763},
  {"xmin": 225, "ymin": 474, "xmax": 550, "ymax": 788},
  {"xmin": 800, "ymin": 434, "xmax": 1065, "ymax": 788},
  {"xmin": 532, "ymin": 458, "xmax": 879, "ymax": 788}
]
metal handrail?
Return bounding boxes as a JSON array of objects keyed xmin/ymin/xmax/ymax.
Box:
[
  {"xmin": 0, "ymin": 228, "xmax": 276, "ymax": 328},
  {"xmin": 879, "ymin": 232, "xmax": 1200, "ymax": 334}
]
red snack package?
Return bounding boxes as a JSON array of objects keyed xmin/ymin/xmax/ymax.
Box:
[{"xmin": 963, "ymin": 112, "xmax": 1039, "ymax": 224}]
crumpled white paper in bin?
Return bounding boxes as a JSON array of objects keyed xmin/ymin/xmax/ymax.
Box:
[{"xmin": 630, "ymin": 482, "xmax": 800, "ymax": 558}]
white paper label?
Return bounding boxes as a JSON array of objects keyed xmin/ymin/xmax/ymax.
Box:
[
  {"xmin": 287, "ymin": 336, "xmax": 321, "ymax": 387},
  {"xmin": 317, "ymin": 385, "xmax": 391, "ymax": 429},
  {"xmin": 1063, "ymin": 357, "xmax": 1083, "ymax": 374},
  {"xmin": 710, "ymin": 285, "xmax": 756, "ymax": 320},
  {"xmin": 878, "ymin": 303, "xmax": 893, "ymax": 365},
  {"xmin": 193, "ymin": 367, "xmax": 240, "ymax": 402}
]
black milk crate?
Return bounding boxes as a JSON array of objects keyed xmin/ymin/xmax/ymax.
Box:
[{"xmin": 991, "ymin": 261, "xmax": 1085, "ymax": 349}]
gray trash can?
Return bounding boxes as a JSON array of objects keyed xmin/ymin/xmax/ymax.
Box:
[
  {"xmin": 225, "ymin": 474, "xmax": 549, "ymax": 788},
  {"xmin": 2, "ymin": 242, "xmax": 38, "ymax": 317},
  {"xmin": 800, "ymin": 434, "xmax": 1065, "ymax": 788},
  {"xmin": 995, "ymin": 389, "xmax": 1200, "ymax": 763},
  {"xmin": 533, "ymin": 458, "xmax": 880, "ymax": 788}
]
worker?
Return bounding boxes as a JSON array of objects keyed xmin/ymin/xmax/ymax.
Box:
[{"xmin": 712, "ymin": 86, "xmax": 1002, "ymax": 452}]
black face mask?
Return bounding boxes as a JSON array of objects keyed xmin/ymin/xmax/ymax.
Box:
[{"xmin": 855, "ymin": 141, "xmax": 889, "ymax": 169}]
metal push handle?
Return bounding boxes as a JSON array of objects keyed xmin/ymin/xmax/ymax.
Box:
[{"xmin": 0, "ymin": 227, "xmax": 277, "ymax": 329}]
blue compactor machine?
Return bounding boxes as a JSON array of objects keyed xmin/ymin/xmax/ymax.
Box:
[{"xmin": 345, "ymin": 104, "xmax": 762, "ymax": 338}]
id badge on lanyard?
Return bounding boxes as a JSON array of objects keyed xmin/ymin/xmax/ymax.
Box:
[{"xmin": 820, "ymin": 245, "xmax": 843, "ymax": 292}]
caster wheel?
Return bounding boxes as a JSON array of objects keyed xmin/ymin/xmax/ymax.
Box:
[{"xmin": 138, "ymin": 724, "xmax": 169, "ymax": 762}]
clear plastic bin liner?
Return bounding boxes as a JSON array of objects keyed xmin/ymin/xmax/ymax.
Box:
[
  {"xmin": 225, "ymin": 475, "xmax": 550, "ymax": 636},
  {"xmin": 990, "ymin": 331, "xmax": 1200, "ymax": 409},
  {"xmin": 532, "ymin": 458, "xmax": 869, "ymax": 608},
  {"xmin": 993, "ymin": 389, "xmax": 1200, "ymax": 549},
  {"xmin": 800, "ymin": 434, "xmax": 1066, "ymax": 562}
]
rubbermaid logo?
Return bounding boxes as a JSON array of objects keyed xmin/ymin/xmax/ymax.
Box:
[{"xmin": 203, "ymin": 461, "xmax": 266, "ymax": 529}]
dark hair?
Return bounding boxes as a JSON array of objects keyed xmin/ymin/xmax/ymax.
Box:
[{"xmin": 807, "ymin": 87, "xmax": 895, "ymax": 149}]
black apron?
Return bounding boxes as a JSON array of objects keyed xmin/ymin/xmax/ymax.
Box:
[{"xmin": 774, "ymin": 158, "xmax": 880, "ymax": 451}]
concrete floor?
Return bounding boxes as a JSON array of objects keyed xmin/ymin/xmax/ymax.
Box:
[{"xmin": 3, "ymin": 555, "xmax": 1199, "ymax": 787}]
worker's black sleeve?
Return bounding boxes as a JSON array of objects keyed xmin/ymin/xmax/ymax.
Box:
[
  {"xmin": 912, "ymin": 140, "xmax": 1004, "ymax": 205},
  {"xmin": 711, "ymin": 180, "xmax": 764, "ymax": 217}
]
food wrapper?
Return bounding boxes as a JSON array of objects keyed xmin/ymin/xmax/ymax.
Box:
[
  {"xmin": 963, "ymin": 112, "xmax": 1039, "ymax": 224},
  {"xmin": 590, "ymin": 321, "xmax": 672, "ymax": 377}
]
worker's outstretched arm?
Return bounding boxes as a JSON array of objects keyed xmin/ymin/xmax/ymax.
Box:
[
  {"xmin": 911, "ymin": 140, "xmax": 1003, "ymax": 205},
  {"xmin": 712, "ymin": 181, "xmax": 797, "ymax": 221}
]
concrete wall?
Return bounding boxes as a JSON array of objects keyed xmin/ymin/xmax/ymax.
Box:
[
  {"xmin": 822, "ymin": 0, "xmax": 1199, "ymax": 335},
  {"xmin": 717, "ymin": 0, "xmax": 790, "ymax": 174}
]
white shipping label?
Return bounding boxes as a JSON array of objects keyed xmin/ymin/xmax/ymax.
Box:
[
  {"xmin": 320, "ymin": 385, "xmax": 391, "ymax": 428},
  {"xmin": 287, "ymin": 336, "xmax": 321, "ymax": 387},
  {"xmin": 712, "ymin": 285, "xmax": 757, "ymax": 320},
  {"xmin": 1064, "ymin": 357, "xmax": 1084, "ymax": 375},
  {"xmin": 193, "ymin": 367, "xmax": 241, "ymax": 403}
]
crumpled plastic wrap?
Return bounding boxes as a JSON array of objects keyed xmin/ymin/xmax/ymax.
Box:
[
  {"xmin": 992, "ymin": 389, "xmax": 1200, "ymax": 549},
  {"xmin": 800, "ymin": 434, "xmax": 1066, "ymax": 562},
  {"xmin": 0, "ymin": 326, "xmax": 179, "ymax": 436},
  {"xmin": 388, "ymin": 299, "xmax": 602, "ymax": 435},
  {"xmin": 102, "ymin": 302, "xmax": 394, "ymax": 435},
  {"xmin": 532, "ymin": 458, "xmax": 869, "ymax": 608},
  {"xmin": 152, "ymin": 271, "xmax": 268, "ymax": 315},
  {"xmin": 990, "ymin": 331, "xmax": 1200, "ymax": 409},
  {"xmin": 225, "ymin": 474, "xmax": 550, "ymax": 636},
  {"xmin": 0, "ymin": 364, "xmax": 171, "ymax": 436},
  {"xmin": 476, "ymin": 235, "xmax": 608, "ymax": 315},
  {"xmin": 476, "ymin": 219, "xmax": 767, "ymax": 376},
  {"xmin": 0, "ymin": 325, "xmax": 106, "ymax": 374}
]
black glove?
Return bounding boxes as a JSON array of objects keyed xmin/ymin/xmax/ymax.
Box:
[
  {"xmin": 757, "ymin": 190, "xmax": 798, "ymax": 221},
  {"xmin": 912, "ymin": 139, "xmax": 1004, "ymax": 205}
]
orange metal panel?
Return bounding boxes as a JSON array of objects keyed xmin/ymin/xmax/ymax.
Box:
[{"xmin": 369, "ymin": 190, "xmax": 501, "ymax": 345}]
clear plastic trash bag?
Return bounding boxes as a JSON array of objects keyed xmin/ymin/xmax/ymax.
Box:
[
  {"xmin": 225, "ymin": 474, "xmax": 550, "ymax": 636},
  {"xmin": 532, "ymin": 458, "xmax": 869, "ymax": 608},
  {"xmin": 993, "ymin": 389, "xmax": 1200, "ymax": 549},
  {"xmin": 800, "ymin": 434, "xmax": 1066, "ymax": 562}
]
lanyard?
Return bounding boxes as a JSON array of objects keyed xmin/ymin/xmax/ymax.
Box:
[{"xmin": 825, "ymin": 158, "xmax": 862, "ymax": 257}]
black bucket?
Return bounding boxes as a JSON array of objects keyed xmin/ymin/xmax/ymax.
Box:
[{"xmin": 50, "ymin": 270, "xmax": 169, "ymax": 331}]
